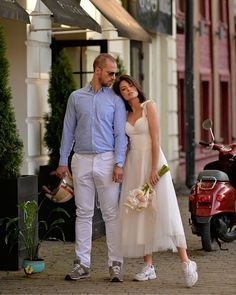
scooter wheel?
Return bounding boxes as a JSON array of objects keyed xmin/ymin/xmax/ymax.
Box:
[{"xmin": 201, "ymin": 223, "xmax": 217, "ymax": 251}]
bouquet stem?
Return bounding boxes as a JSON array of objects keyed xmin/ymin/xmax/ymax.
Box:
[{"xmin": 158, "ymin": 164, "xmax": 169, "ymax": 177}]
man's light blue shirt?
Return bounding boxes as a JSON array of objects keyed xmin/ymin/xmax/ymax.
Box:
[{"xmin": 59, "ymin": 84, "xmax": 128, "ymax": 166}]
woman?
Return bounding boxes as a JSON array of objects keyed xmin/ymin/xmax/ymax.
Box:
[{"xmin": 113, "ymin": 75, "xmax": 198, "ymax": 287}]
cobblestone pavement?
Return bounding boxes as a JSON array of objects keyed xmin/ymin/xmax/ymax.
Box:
[{"xmin": 0, "ymin": 194, "xmax": 235, "ymax": 295}]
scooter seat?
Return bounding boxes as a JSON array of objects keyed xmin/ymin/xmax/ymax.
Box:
[{"xmin": 197, "ymin": 169, "xmax": 229, "ymax": 181}]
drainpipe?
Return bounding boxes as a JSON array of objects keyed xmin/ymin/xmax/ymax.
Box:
[{"xmin": 184, "ymin": 0, "xmax": 195, "ymax": 188}]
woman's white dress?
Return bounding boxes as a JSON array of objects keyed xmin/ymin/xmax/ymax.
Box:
[{"xmin": 119, "ymin": 100, "xmax": 187, "ymax": 258}]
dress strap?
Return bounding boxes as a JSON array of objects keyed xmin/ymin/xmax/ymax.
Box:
[{"xmin": 141, "ymin": 100, "xmax": 152, "ymax": 116}]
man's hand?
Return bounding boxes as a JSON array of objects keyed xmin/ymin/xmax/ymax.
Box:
[
  {"xmin": 55, "ymin": 166, "xmax": 71, "ymax": 178},
  {"xmin": 112, "ymin": 166, "xmax": 124, "ymax": 183}
]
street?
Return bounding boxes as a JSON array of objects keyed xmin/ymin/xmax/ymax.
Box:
[{"xmin": 0, "ymin": 194, "xmax": 235, "ymax": 295}]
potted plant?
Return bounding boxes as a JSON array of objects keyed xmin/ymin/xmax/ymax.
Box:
[
  {"xmin": 0, "ymin": 25, "xmax": 38, "ymax": 270},
  {"xmin": 0, "ymin": 199, "xmax": 69, "ymax": 274}
]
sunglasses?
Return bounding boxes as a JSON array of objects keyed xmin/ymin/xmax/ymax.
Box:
[
  {"xmin": 106, "ymin": 71, "xmax": 118, "ymax": 77},
  {"xmin": 98, "ymin": 67, "xmax": 118, "ymax": 77}
]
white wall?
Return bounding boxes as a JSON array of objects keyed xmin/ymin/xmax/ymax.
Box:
[
  {"xmin": 146, "ymin": 34, "xmax": 179, "ymax": 179},
  {"xmin": 25, "ymin": 0, "xmax": 52, "ymax": 173},
  {"xmin": 0, "ymin": 1, "xmax": 52, "ymax": 175}
]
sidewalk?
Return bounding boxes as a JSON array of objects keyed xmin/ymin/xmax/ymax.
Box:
[{"xmin": 0, "ymin": 195, "xmax": 235, "ymax": 295}]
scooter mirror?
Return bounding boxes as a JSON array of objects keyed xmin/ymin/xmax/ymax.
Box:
[
  {"xmin": 202, "ymin": 119, "xmax": 213, "ymax": 130},
  {"xmin": 202, "ymin": 119, "xmax": 215, "ymax": 142}
]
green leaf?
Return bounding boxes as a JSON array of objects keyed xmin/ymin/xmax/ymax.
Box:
[
  {"xmin": 6, "ymin": 217, "xmax": 19, "ymax": 231},
  {"xmin": 1, "ymin": 199, "xmax": 69, "ymax": 260},
  {"xmin": 51, "ymin": 207, "xmax": 70, "ymax": 218}
]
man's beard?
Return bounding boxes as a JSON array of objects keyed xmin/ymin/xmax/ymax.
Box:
[
  {"xmin": 100, "ymin": 78, "xmax": 113, "ymax": 88},
  {"xmin": 101, "ymin": 82, "xmax": 112, "ymax": 87}
]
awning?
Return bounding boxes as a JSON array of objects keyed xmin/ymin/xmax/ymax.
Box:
[
  {"xmin": 89, "ymin": 0, "xmax": 152, "ymax": 43},
  {"xmin": 0, "ymin": 0, "xmax": 30, "ymax": 23},
  {"xmin": 41, "ymin": 0, "xmax": 101, "ymax": 33}
]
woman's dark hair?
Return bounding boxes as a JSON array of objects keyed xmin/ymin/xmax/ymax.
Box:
[{"xmin": 113, "ymin": 75, "xmax": 147, "ymax": 112}]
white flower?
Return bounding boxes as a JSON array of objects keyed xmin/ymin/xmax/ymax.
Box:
[
  {"xmin": 124, "ymin": 184, "xmax": 155, "ymax": 212},
  {"xmin": 123, "ymin": 164, "xmax": 169, "ymax": 213}
]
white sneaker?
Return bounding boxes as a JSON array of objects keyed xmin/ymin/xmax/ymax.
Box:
[
  {"xmin": 182, "ymin": 260, "xmax": 198, "ymax": 287},
  {"xmin": 134, "ymin": 265, "xmax": 157, "ymax": 281}
]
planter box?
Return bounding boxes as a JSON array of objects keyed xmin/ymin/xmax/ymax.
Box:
[{"xmin": 0, "ymin": 175, "xmax": 38, "ymax": 270}]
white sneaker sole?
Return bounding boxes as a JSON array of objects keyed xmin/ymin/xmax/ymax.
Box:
[
  {"xmin": 134, "ymin": 273, "xmax": 157, "ymax": 281},
  {"xmin": 186, "ymin": 271, "xmax": 198, "ymax": 287},
  {"xmin": 65, "ymin": 273, "xmax": 90, "ymax": 281}
]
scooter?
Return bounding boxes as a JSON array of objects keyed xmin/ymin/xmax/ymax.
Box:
[{"xmin": 189, "ymin": 119, "xmax": 236, "ymax": 251}]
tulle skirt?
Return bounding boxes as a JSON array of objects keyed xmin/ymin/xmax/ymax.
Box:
[{"xmin": 119, "ymin": 148, "xmax": 187, "ymax": 258}]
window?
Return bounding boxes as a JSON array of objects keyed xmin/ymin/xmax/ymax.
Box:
[
  {"xmin": 177, "ymin": 76, "xmax": 185, "ymax": 153},
  {"xmin": 130, "ymin": 40, "xmax": 143, "ymax": 87},
  {"xmin": 200, "ymin": 80, "xmax": 212, "ymax": 142},
  {"xmin": 176, "ymin": 0, "xmax": 185, "ymax": 34},
  {"xmin": 52, "ymin": 39, "xmax": 108, "ymax": 88},
  {"xmin": 176, "ymin": 0, "xmax": 185, "ymax": 13},
  {"xmin": 199, "ymin": 0, "xmax": 210, "ymax": 21},
  {"xmin": 219, "ymin": 0, "xmax": 228, "ymax": 25},
  {"xmin": 220, "ymin": 81, "xmax": 231, "ymax": 143}
]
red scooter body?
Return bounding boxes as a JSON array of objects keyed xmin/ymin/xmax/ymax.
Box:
[
  {"xmin": 189, "ymin": 120, "xmax": 236, "ymax": 251},
  {"xmin": 189, "ymin": 180, "xmax": 236, "ymax": 218}
]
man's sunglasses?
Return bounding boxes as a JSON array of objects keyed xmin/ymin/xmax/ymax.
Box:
[
  {"xmin": 106, "ymin": 71, "xmax": 118, "ymax": 77},
  {"xmin": 99, "ymin": 67, "xmax": 118, "ymax": 77}
]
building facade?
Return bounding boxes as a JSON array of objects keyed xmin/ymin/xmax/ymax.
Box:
[
  {"xmin": 1, "ymin": 0, "xmax": 180, "ymax": 181},
  {"xmin": 176, "ymin": 0, "xmax": 236, "ymax": 183},
  {"xmin": 1, "ymin": 0, "xmax": 236, "ymax": 186}
]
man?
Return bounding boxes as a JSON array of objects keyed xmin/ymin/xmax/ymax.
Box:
[{"xmin": 56, "ymin": 53, "xmax": 127, "ymax": 282}]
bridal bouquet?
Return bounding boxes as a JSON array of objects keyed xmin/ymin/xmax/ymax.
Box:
[{"xmin": 124, "ymin": 164, "xmax": 169, "ymax": 212}]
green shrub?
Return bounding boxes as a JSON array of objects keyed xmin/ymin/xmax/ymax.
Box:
[
  {"xmin": 44, "ymin": 49, "xmax": 76, "ymax": 169},
  {"xmin": 0, "ymin": 25, "xmax": 23, "ymax": 178},
  {"xmin": 116, "ymin": 55, "xmax": 127, "ymax": 77}
]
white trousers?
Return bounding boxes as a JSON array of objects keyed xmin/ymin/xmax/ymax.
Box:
[{"xmin": 71, "ymin": 152, "xmax": 122, "ymax": 268}]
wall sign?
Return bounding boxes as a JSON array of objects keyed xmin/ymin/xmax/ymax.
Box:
[{"xmin": 136, "ymin": 0, "xmax": 172, "ymax": 35}]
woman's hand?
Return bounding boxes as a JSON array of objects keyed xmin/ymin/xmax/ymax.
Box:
[{"xmin": 149, "ymin": 169, "xmax": 160, "ymax": 187}]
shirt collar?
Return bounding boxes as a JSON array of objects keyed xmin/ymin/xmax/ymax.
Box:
[{"xmin": 87, "ymin": 82, "xmax": 109, "ymax": 93}]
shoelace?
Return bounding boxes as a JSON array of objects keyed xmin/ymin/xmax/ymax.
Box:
[
  {"xmin": 112, "ymin": 265, "xmax": 120, "ymax": 275},
  {"xmin": 142, "ymin": 266, "xmax": 151, "ymax": 273},
  {"xmin": 137, "ymin": 266, "xmax": 153, "ymax": 276},
  {"xmin": 72, "ymin": 264, "xmax": 84, "ymax": 274}
]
